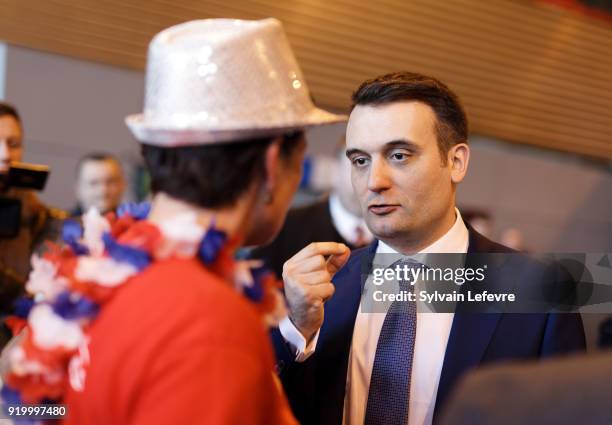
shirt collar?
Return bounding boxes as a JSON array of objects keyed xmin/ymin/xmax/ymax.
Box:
[{"xmin": 329, "ymin": 194, "xmax": 373, "ymax": 246}]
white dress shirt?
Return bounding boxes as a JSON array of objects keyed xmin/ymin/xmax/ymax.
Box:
[{"xmin": 280, "ymin": 209, "xmax": 469, "ymax": 425}]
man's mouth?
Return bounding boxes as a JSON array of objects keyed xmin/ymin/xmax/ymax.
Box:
[{"xmin": 368, "ymin": 204, "xmax": 399, "ymax": 215}]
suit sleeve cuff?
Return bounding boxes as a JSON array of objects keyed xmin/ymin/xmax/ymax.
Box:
[{"xmin": 279, "ymin": 316, "xmax": 320, "ymax": 362}]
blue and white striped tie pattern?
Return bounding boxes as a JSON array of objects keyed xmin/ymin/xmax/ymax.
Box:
[{"xmin": 364, "ymin": 259, "xmax": 420, "ymax": 425}]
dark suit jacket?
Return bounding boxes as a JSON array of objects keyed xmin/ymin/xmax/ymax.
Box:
[
  {"xmin": 1, "ymin": 189, "xmax": 67, "ymax": 349},
  {"xmin": 439, "ymin": 351, "xmax": 612, "ymax": 425},
  {"xmin": 252, "ymin": 198, "xmax": 352, "ymax": 279},
  {"xmin": 272, "ymin": 228, "xmax": 586, "ymax": 425}
]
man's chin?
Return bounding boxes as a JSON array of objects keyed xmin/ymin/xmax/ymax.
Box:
[{"xmin": 366, "ymin": 218, "xmax": 405, "ymax": 240}]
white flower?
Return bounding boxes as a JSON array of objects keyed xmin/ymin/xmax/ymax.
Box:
[
  {"xmin": 7, "ymin": 345, "xmax": 48, "ymax": 376},
  {"xmin": 82, "ymin": 207, "xmax": 111, "ymax": 257},
  {"xmin": 29, "ymin": 304, "xmax": 84, "ymax": 350},
  {"xmin": 4, "ymin": 344, "xmax": 65, "ymax": 387},
  {"xmin": 233, "ymin": 260, "xmax": 263, "ymax": 291},
  {"xmin": 75, "ymin": 256, "xmax": 137, "ymax": 287},
  {"xmin": 0, "ymin": 331, "xmax": 46, "ymax": 377},
  {"xmin": 155, "ymin": 212, "xmax": 205, "ymax": 259},
  {"xmin": 26, "ymin": 255, "xmax": 69, "ymax": 301},
  {"xmin": 68, "ymin": 336, "xmax": 90, "ymax": 392}
]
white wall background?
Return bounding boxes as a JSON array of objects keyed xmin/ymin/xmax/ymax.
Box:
[
  {"xmin": 460, "ymin": 136, "xmax": 612, "ymax": 253},
  {"xmin": 4, "ymin": 45, "xmax": 144, "ymax": 209},
  {"xmin": 0, "ymin": 42, "xmax": 7, "ymax": 99}
]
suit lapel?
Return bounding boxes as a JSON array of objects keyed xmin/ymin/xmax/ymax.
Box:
[
  {"xmin": 434, "ymin": 229, "xmax": 502, "ymax": 418},
  {"xmin": 319, "ymin": 241, "xmax": 378, "ymax": 350},
  {"xmin": 317, "ymin": 241, "xmax": 378, "ymax": 425}
]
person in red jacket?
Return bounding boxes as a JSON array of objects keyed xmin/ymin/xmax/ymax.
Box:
[{"xmin": 0, "ymin": 18, "xmax": 345, "ymax": 424}]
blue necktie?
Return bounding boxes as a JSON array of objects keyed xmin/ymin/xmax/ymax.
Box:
[{"xmin": 364, "ymin": 259, "xmax": 419, "ymax": 425}]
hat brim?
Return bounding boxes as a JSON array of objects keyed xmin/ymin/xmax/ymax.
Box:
[{"xmin": 125, "ymin": 108, "xmax": 346, "ymax": 146}]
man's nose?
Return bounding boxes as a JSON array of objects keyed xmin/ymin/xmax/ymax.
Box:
[{"xmin": 367, "ymin": 158, "xmax": 392, "ymax": 193}]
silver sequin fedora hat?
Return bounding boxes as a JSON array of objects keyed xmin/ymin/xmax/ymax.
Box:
[{"xmin": 126, "ymin": 18, "xmax": 346, "ymax": 146}]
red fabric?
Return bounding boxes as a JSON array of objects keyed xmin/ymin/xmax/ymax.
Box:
[
  {"xmin": 61, "ymin": 258, "xmax": 296, "ymax": 425},
  {"xmin": 539, "ymin": 0, "xmax": 612, "ymax": 24},
  {"xmin": 4, "ymin": 316, "xmax": 27, "ymax": 335}
]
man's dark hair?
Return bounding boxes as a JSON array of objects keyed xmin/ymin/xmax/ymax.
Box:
[
  {"xmin": 0, "ymin": 102, "xmax": 22, "ymax": 125},
  {"xmin": 141, "ymin": 132, "xmax": 303, "ymax": 209},
  {"xmin": 351, "ymin": 72, "xmax": 468, "ymax": 161},
  {"xmin": 76, "ymin": 152, "xmax": 122, "ymax": 176}
]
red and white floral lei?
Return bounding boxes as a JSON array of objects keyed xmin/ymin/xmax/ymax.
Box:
[{"xmin": 0, "ymin": 203, "xmax": 286, "ymax": 412}]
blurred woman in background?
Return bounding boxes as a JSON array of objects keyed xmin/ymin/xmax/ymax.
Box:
[{"xmin": 0, "ymin": 18, "xmax": 345, "ymax": 424}]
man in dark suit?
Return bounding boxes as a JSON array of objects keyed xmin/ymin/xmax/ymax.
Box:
[
  {"xmin": 272, "ymin": 72, "xmax": 585, "ymax": 425},
  {"xmin": 439, "ymin": 351, "xmax": 612, "ymax": 425}
]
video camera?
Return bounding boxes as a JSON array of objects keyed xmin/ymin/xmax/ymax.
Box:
[{"xmin": 0, "ymin": 162, "xmax": 49, "ymax": 238}]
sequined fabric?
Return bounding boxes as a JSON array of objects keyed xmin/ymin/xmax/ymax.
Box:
[{"xmin": 126, "ymin": 19, "xmax": 346, "ymax": 146}]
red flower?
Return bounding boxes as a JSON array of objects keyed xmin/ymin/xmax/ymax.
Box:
[
  {"xmin": 68, "ymin": 279, "xmax": 119, "ymax": 304},
  {"xmin": 22, "ymin": 331, "xmax": 75, "ymax": 370},
  {"xmin": 5, "ymin": 372, "xmax": 66, "ymax": 404},
  {"xmin": 110, "ymin": 214, "xmax": 136, "ymax": 239},
  {"xmin": 4, "ymin": 316, "xmax": 27, "ymax": 335},
  {"xmin": 116, "ymin": 221, "xmax": 162, "ymax": 254}
]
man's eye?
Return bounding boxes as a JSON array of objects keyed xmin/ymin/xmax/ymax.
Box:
[
  {"xmin": 8, "ymin": 139, "xmax": 21, "ymax": 149},
  {"xmin": 391, "ymin": 152, "xmax": 409, "ymax": 161},
  {"xmin": 352, "ymin": 157, "xmax": 368, "ymax": 166}
]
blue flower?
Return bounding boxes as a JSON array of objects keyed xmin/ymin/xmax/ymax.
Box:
[
  {"xmin": 62, "ymin": 219, "xmax": 82, "ymax": 242},
  {"xmin": 242, "ymin": 266, "xmax": 269, "ymax": 303},
  {"xmin": 12, "ymin": 297, "xmax": 34, "ymax": 319},
  {"xmin": 0, "ymin": 387, "xmax": 40, "ymax": 424},
  {"xmin": 198, "ymin": 225, "xmax": 227, "ymax": 265},
  {"xmin": 103, "ymin": 233, "xmax": 151, "ymax": 270},
  {"xmin": 117, "ymin": 202, "xmax": 151, "ymax": 220},
  {"xmin": 62, "ymin": 219, "xmax": 89, "ymax": 255},
  {"xmin": 1, "ymin": 384, "xmax": 22, "ymax": 405},
  {"xmin": 51, "ymin": 291, "xmax": 99, "ymax": 320},
  {"xmin": 243, "ymin": 281, "xmax": 264, "ymax": 302}
]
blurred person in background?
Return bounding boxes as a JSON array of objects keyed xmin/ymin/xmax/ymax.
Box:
[
  {"xmin": 0, "ymin": 102, "xmax": 65, "ymax": 348},
  {"xmin": 71, "ymin": 153, "xmax": 126, "ymax": 216},
  {"xmin": 440, "ymin": 259, "xmax": 609, "ymax": 425},
  {"xmin": 439, "ymin": 348, "xmax": 612, "ymax": 425},
  {"xmin": 500, "ymin": 227, "xmax": 526, "ymax": 251},
  {"xmin": 461, "ymin": 208, "xmax": 493, "ymax": 240},
  {"xmin": 462, "ymin": 209, "xmax": 527, "ymax": 251},
  {"xmin": 252, "ymin": 138, "xmax": 372, "ymax": 278}
]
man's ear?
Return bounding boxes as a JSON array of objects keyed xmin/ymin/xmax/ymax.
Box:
[
  {"xmin": 449, "ymin": 142, "xmax": 470, "ymax": 184},
  {"xmin": 264, "ymin": 138, "xmax": 283, "ymax": 196}
]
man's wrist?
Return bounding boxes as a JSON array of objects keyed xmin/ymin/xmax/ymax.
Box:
[
  {"xmin": 279, "ymin": 316, "xmax": 320, "ymax": 362},
  {"xmin": 288, "ymin": 314, "xmax": 316, "ymax": 344}
]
